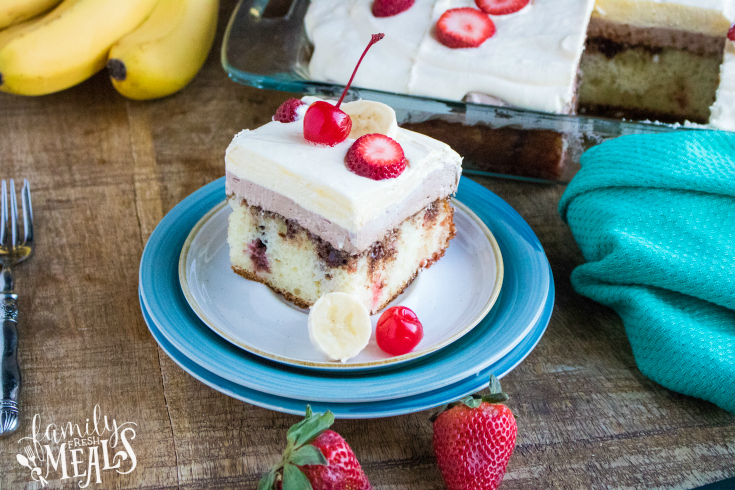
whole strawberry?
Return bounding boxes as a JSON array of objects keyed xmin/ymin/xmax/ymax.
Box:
[
  {"xmin": 259, "ymin": 406, "xmax": 371, "ymax": 490},
  {"xmin": 432, "ymin": 376, "xmax": 517, "ymax": 490}
]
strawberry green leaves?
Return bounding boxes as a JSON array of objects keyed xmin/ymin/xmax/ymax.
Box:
[
  {"xmin": 283, "ymin": 464, "xmax": 313, "ymax": 490},
  {"xmin": 287, "ymin": 406, "xmax": 335, "ymax": 447},
  {"xmin": 459, "ymin": 375, "xmax": 510, "ymax": 407},
  {"xmin": 431, "ymin": 375, "xmax": 510, "ymax": 421},
  {"xmin": 258, "ymin": 469, "xmax": 278, "ymax": 490},
  {"xmin": 290, "ymin": 445, "xmax": 328, "ymax": 467},
  {"xmin": 259, "ymin": 405, "xmax": 332, "ymax": 490}
]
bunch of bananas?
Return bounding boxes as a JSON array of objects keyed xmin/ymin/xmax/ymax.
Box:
[{"xmin": 0, "ymin": 0, "xmax": 218, "ymax": 99}]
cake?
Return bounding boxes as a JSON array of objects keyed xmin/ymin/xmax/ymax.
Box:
[
  {"xmin": 305, "ymin": 0, "xmax": 735, "ymax": 124},
  {"xmin": 306, "ymin": 0, "xmax": 597, "ymax": 115},
  {"xmin": 225, "ymin": 96, "xmax": 462, "ymax": 314},
  {"xmin": 302, "ymin": 0, "xmax": 735, "ymax": 180},
  {"xmin": 580, "ymin": 0, "xmax": 735, "ymax": 123}
]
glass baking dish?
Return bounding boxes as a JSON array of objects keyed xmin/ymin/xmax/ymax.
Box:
[{"xmin": 221, "ymin": 0, "xmax": 700, "ymax": 183}]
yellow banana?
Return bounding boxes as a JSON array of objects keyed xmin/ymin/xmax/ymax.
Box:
[
  {"xmin": 0, "ymin": 0, "xmax": 62, "ymax": 29},
  {"xmin": 0, "ymin": 0, "xmax": 81, "ymax": 51},
  {"xmin": 107, "ymin": 0, "xmax": 219, "ymax": 100},
  {"xmin": 0, "ymin": 0, "xmax": 158, "ymax": 96}
]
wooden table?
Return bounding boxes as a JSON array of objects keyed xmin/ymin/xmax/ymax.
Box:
[{"xmin": 1, "ymin": 3, "xmax": 734, "ymax": 488}]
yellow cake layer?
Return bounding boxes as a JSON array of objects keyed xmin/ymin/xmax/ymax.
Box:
[
  {"xmin": 227, "ymin": 197, "xmax": 456, "ymax": 315},
  {"xmin": 580, "ymin": 43, "xmax": 722, "ymax": 122}
]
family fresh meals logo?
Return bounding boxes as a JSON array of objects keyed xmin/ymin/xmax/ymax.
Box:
[{"xmin": 14, "ymin": 405, "xmax": 138, "ymax": 488}]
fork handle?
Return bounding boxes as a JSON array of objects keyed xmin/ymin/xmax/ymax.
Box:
[{"xmin": 0, "ymin": 295, "xmax": 20, "ymax": 436}]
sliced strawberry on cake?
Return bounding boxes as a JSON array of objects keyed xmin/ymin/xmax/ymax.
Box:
[
  {"xmin": 345, "ymin": 133, "xmax": 407, "ymax": 180},
  {"xmin": 435, "ymin": 7, "xmax": 495, "ymax": 49},
  {"xmin": 372, "ymin": 0, "xmax": 414, "ymax": 18},
  {"xmin": 476, "ymin": 0, "xmax": 530, "ymax": 16}
]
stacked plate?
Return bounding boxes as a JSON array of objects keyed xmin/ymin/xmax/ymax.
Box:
[{"xmin": 138, "ymin": 177, "xmax": 553, "ymax": 418}]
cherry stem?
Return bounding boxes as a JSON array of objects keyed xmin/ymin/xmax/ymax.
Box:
[{"xmin": 335, "ymin": 33, "xmax": 385, "ymax": 109}]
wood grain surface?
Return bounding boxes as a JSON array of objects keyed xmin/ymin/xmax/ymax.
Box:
[{"xmin": 1, "ymin": 1, "xmax": 734, "ymax": 488}]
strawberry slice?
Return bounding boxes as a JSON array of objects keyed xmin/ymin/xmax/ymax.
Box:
[
  {"xmin": 372, "ymin": 0, "xmax": 414, "ymax": 17},
  {"xmin": 435, "ymin": 8, "xmax": 495, "ymax": 49},
  {"xmin": 728, "ymin": 24, "xmax": 735, "ymax": 42},
  {"xmin": 273, "ymin": 98, "xmax": 306, "ymax": 123},
  {"xmin": 345, "ymin": 134, "xmax": 407, "ymax": 180},
  {"xmin": 476, "ymin": 0, "xmax": 530, "ymax": 15}
]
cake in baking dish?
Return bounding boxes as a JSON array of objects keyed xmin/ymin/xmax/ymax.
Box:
[
  {"xmin": 302, "ymin": 0, "xmax": 735, "ymax": 181},
  {"xmin": 305, "ymin": 0, "xmax": 735, "ymax": 127},
  {"xmin": 306, "ymin": 0, "xmax": 596, "ymax": 115},
  {"xmin": 305, "ymin": 0, "xmax": 594, "ymax": 181},
  {"xmin": 580, "ymin": 0, "xmax": 735, "ymax": 123},
  {"xmin": 225, "ymin": 97, "xmax": 462, "ymax": 314}
]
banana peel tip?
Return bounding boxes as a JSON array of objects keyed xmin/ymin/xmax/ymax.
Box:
[{"xmin": 107, "ymin": 59, "xmax": 126, "ymax": 81}]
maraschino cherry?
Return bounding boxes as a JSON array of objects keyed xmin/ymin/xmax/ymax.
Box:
[
  {"xmin": 303, "ymin": 33, "xmax": 385, "ymax": 146},
  {"xmin": 376, "ymin": 306, "xmax": 424, "ymax": 356}
]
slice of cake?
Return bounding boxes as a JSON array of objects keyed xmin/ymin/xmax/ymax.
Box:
[
  {"xmin": 580, "ymin": 0, "xmax": 735, "ymax": 123},
  {"xmin": 225, "ymin": 96, "xmax": 462, "ymax": 314}
]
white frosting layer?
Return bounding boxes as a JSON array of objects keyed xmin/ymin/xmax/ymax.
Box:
[
  {"xmin": 306, "ymin": 0, "xmax": 595, "ymax": 114},
  {"xmin": 410, "ymin": 0, "xmax": 595, "ymax": 113},
  {"xmin": 710, "ymin": 41, "xmax": 735, "ymax": 131},
  {"xmin": 593, "ymin": 0, "xmax": 735, "ymax": 36},
  {"xmin": 225, "ymin": 98, "xmax": 462, "ymax": 251},
  {"xmin": 305, "ymin": 0, "xmax": 435, "ymax": 94}
]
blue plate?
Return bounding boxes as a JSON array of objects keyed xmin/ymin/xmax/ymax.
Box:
[
  {"xmin": 141, "ymin": 286, "xmax": 553, "ymax": 418},
  {"xmin": 139, "ymin": 177, "xmax": 552, "ymax": 403}
]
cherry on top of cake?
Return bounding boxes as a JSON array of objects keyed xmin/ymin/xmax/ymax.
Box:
[
  {"xmin": 301, "ymin": 33, "xmax": 384, "ymax": 148},
  {"xmin": 273, "ymin": 33, "xmax": 409, "ymax": 182}
]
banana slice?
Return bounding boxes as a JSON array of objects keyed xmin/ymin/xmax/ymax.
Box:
[
  {"xmin": 341, "ymin": 100, "xmax": 398, "ymax": 139},
  {"xmin": 308, "ymin": 292, "xmax": 372, "ymax": 363}
]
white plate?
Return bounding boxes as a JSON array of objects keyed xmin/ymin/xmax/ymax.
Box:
[{"xmin": 179, "ymin": 199, "xmax": 503, "ymax": 371}]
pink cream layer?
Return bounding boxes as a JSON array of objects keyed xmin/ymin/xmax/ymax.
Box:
[{"xmin": 225, "ymin": 166, "xmax": 458, "ymax": 255}]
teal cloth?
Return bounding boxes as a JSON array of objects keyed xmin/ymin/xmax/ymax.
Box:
[{"xmin": 559, "ymin": 131, "xmax": 735, "ymax": 413}]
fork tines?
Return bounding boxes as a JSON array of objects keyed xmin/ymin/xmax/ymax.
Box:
[{"xmin": 1, "ymin": 179, "xmax": 33, "ymax": 248}]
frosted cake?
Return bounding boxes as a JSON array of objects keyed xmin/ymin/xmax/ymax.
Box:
[
  {"xmin": 580, "ymin": 0, "xmax": 735, "ymax": 123},
  {"xmin": 306, "ymin": 0, "xmax": 735, "ymax": 126},
  {"xmin": 306, "ymin": 0, "xmax": 597, "ymax": 115},
  {"xmin": 225, "ymin": 97, "xmax": 462, "ymax": 314},
  {"xmin": 303, "ymin": 0, "xmax": 735, "ymax": 181}
]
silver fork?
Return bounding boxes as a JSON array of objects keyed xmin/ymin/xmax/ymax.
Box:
[{"xmin": 0, "ymin": 179, "xmax": 33, "ymax": 437}]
